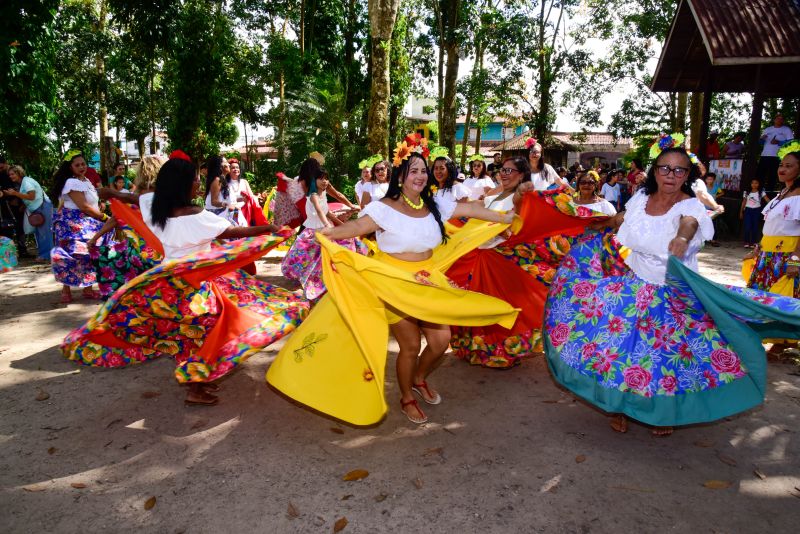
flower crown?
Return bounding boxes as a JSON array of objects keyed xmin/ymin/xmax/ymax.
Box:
[
  {"xmin": 525, "ymin": 137, "xmax": 538, "ymax": 149},
  {"xmin": 169, "ymin": 149, "xmax": 192, "ymax": 162},
  {"xmin": 392, "ymin": 133, "xmax": 430, "ymax": 166},
  {"xmin": 358, "ymin": 154, "xmax": 383, "ymax": 170},
  {"xmin": 648, "ymin": 133, "xmax": 686, "ymax": 159},
  {"xmin": 778, "ymin": 139, "xmax": 800, "ymax": 159}
]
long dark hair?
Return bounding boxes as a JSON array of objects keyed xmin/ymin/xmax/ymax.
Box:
[
  {"xmin": 386, "ymin": 152, "xmax": 448, "ymax": 243},
  {"xmin": 503, "ymin": 156, "xmax": 532, "ymax": 184},
  {"xmin": 433, "ymin": 156, "xmax": 458, "ymax": 191},
  {"xmin": 51, "ymin": 153, "xmax": 85, "ymax": 200},
  {"xmin": 205, "ymin": 155, "xmax": 223, "ymax": 200},
  {"xmin": 371, "ymin": 159, "xmax": 390, "ymax": 183},
  {"xmin": 150, "ymin": 158, "xmax": 197, "ymax": 229},
  {"xmin": 529, "ymin": 143, "xmax": 544, "ymax": 171},
  {"xmin": 784, "ymin": 151, "xmax": 800, "ymax": 193},
  {"xmin": 304, "ymin": 166, "xmax": 328, "ymax": 196},
  {"xmin": 643, "ymin": 147, "xmax": 698, "ymax": 197},
  {"xmin": 470, "ymin": 159, "xmax": 489, "ymax": 179}
]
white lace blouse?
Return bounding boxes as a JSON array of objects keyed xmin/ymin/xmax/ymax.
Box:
[
  {"xmin": 361, "ymin": 196, "xmax": 457, "ymax": 253},
  {"xmin": 140, "ymin": 192, "xmax": 231, "ymax": 260},
  {"xmin": 762, "ymin": 195, "xmax": 800, "ymax": 237},
  {"xmin": 60, "ymin": 178, "xmax": 99, "ymax": 210},
  {"xmin": 616, "ymin": 191, "xmax": 714, "ymax": 284}
]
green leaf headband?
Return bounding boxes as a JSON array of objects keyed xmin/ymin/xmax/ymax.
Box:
[
  {"xmin": 358, "ymin": 154, "xmax": 383, "ymax": 169},
  {"xmin": 62, "ymin": 148, "xmax": 82, "ymax": 162},
  {"xmin": 467, "ymin": 154, "xmax": 485, "ymax": 163},
  {"xmin": 429, "ymin": 146, "xmax": 450, "ymax": 160},
  {"xmin": 778, "ymin": 139, "xmax": 800, "ymax": 160}
]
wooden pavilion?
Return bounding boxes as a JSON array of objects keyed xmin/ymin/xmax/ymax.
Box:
[{"xmin": 651, "ymin": 0, "xmax": 800, "ymax": 178}]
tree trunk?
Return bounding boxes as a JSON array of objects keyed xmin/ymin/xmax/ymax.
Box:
[
  {"xmin": 344, "ymin": 0, "xmax": 358, "ymax": 112},
  {"xmin": 366, "ymin": 0, "xmax": 402, "ymax": 157},
  {"xmin": 94, "ymin": 0, "xmax": 109, "ymax": 175},
  {"xmin": 688, "ymin": 92, "xmax": 704, "ymax": 151},
  {"xmin": 433, "ymin": 1, "xmax": 444, "ymax": 138},
  {"xmin": 277, "ymin": 68, "xmax": 286, "ymax": 164},
  {"xmin": 300, "ymin": 0, "xmax": 305, "ymax": 57},
  {"xmin": 676, "ymin": 92, "xmax": 688, "ymax": 133},
  {"xmin": 137, "ymin": 137, "xmax": 146, "ymax": 160},
  {"xmin": 441, "ymin": 43, "xmax": 459, "ymax": 156}
]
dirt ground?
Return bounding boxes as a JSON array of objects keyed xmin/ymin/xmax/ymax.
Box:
[{"xmin": 0, "ymin": 242, "xmax": 798, "ymax": 533}]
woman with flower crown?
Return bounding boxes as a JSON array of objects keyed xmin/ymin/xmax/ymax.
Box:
[
  {"xmin": 266, "ymin": 133, "xmax": 520, "ymax": 425},
  {"xmin": 745, "ymin": 143, "xmax": 800, "ymax": 355},
  {"xmin": 543, "ymin": 141, "xmax": 800, "ymax": 435},
  {"xmin": 62, "ymin": 152, "xmax": 309, "ymax": 406}
]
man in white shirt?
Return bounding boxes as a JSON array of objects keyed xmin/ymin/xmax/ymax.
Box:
[{"xmin": 758, "ymin": 113, "xmax": 793, "ymax": 192}]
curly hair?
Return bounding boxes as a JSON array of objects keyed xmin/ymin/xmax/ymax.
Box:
[
  {"xmin": 642, "ymin": 147, "xmax": 698, "ymax": 197},
  {"xmin": 432, "ymin": 156, "xmax": 458, "ymax": 191},
  {"xmin": 135, "ymin": 155, "xmax": 164, "ymax": 192},
  {"xmin": 385, "ymin": 152, "xmax": 448, "ymax": 243},
  {"xmin": 51, "ymin": 152, "xmax": 85, "ymax": 201}
]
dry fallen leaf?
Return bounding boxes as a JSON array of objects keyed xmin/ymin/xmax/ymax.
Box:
[
  {"xmin": 286, "ymin": 502, "xmax": 299, "ymax": 519},
  {"xmin": 35, "ymin": 390, "xmax": 50, "ymax": 401},
  {"xmin": 341, "ymin": 494, "xmax": 353, "ymax": 501},
  {"xmin": 70, "ymin": 483, "xmax": 87, "ymax": 489},
  {"xmin": 412, "ymin": 478, "xmax": 423, "ymax": 490},
  {"xmin": 703, "ymin": 480, "xmax": 732, "ymax": 489},
  {"xmin": 575, "ymin": 455, "xmax": 586, "ymax": 464},
  {"xmin": 423, "ymin": 447, "xmax": 443, "ymax": 456},
  {"xmin": 330, "ymin": 427, "xmax": 344, "ymax": 435},
  {"xmin": 716, "ymin": 452, "xmax": 737, "ymax": 467},
  {"xmin": 22, "ymin": 485, "xmax": 46, "ymax": 492},
  {"xmin": 753, "ymin": 468, "xmax": 767, "ymax": 480},
  {"xmin": 47, "ymin": 447, "xmax": 57, "ymax": 455},
  {"xmin": 144, "ymin": 496, "xmax": 157, "ymax": 510},
  {"xmin": 141, "ymin": 391, "xmax": 160, "ymax": 399},
  {"xmin": 374, "ymin": 492, "xmax": 388, "ymax": 503},
  {"xmin": 693, "ymin": 439, "xmax": 715, "ymax": 448},
  {"xmin": 333, "ymin": 517, "xmax": 348, "ymax": 532},
  {"xmin": 342, "ymin": 469, "xmax": 369, "ymax": 481}
]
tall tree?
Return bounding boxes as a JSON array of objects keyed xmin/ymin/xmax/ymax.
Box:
[
  {"xmin": 366, "ymin": 0, "xmax": 402, "ymax": 156},
  {"xmin": 0, "ymin": 1, "xmax": 59, "ymax": 169}
]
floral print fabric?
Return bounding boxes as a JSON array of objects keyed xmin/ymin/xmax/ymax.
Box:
[
  {"xmin": 281, "ymin": 227, "xmax": 365, "ymax": 300},
  {"xmin": 747, "ymin": 249, "xmax": 800, "ymax": 299},
  {"xmin": 52, "ymin": 207, "xmax": 106, "ymax": 287},
  {"xmin": 62, "ymin": 235, "xmax": 309, "ymax": 383},
  {"xmin": 544, "ymin": 231, "xmax": 800, "ymax": 423},
  {"xmin": 91, "ymin": 225, "xmax": 161, "ymax": 299},
  {"xmin": 0, "ymin": 237, "xmax": 16, "ymax": 272}
]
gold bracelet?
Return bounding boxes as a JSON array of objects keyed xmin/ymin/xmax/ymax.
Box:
[{"xmin": 675, "ymin": 236, "xmax": 689, "ymax": 242}]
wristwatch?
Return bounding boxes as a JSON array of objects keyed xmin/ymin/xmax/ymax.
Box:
[{"xmin": 791, "ymin": 255, "xmax": 800, "ymax": 262}]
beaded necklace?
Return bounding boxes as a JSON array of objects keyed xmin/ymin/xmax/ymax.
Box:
[{"xmin": 401, "ymin": 192, "xmax": 424, "ymax": 210}]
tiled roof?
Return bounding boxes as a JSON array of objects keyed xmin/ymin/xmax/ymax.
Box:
[{"xmin": 491, "ymin": 131, "xmax": 632, "ymax": 152}]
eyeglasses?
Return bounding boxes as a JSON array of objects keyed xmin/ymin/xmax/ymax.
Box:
[
  {"xmin": 499, "ymin": 167, "xmax": 520, "ymax": 175},
  {"xmin": 655, "ymin": 165, "xmax": 689, "ymax": 178}
]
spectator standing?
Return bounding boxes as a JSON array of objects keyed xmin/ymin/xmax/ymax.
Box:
[
  {"xmin": 487, "ymin": 152, "xmax": 502, "ymax": 174},
  {"xmin": 758, "ymin": 113, "xmax": 793, "ymax": 191},
  {"xmin": 600, "ymin": 170, "xmax": 622, "ymax": 211},
  {"xmin": 1, "ymin": 165, "xmax": 53, "ymax": 262},
  {"xmin": 704, "ymin": 132, "xmax": 721, "ymax": 160},
  {"xmin": 722, "ymin": 132, "xmax": 745, "ymax": 159},
  {"xmin": 0, "ymin": 156, "xmax": 29, "ymax": 257}
]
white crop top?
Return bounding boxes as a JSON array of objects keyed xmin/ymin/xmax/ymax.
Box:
[
  {"xmin": 139, "ymin": 192, "xmax": 231, "ymax": 260},
  {"xmin": 60, "ymin": 178, "xmax": 99, "ymax": 210},
  {"xmin": 304, "ymin": 193, "xmax": 329, "ymax": 229},
  {"xmin": 616, "ymin": 191, "xmax": 714, "ymax": 285},
  {"xmin": 366, "ymin": 182, "xmax": 389, "ymax": 203},
  {"xmin": 762, "ymin": 195, "xmax": 800, "ymax": 237},
  {"xmin": 463, "ymin": 177, "xmax": 496, "ymax": 200},
  {"xmin": 434, "ymin": 182, "xmax": 471, "ymax": 202},
  {"xmin": 361, "ymin": 196, "xmax": 457, "ymax": 253}
]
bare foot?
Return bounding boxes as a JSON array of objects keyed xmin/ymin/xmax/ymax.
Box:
[
  {"xmin": 610, "ymin": 414, "xmax": 628, "ymax": 433},
  {"xmin": 652, "ymin": 426, "xmax": 674, "ymax": 437}
]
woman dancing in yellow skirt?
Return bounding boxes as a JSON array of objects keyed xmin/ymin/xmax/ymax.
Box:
[{"xmin": 267, "ymin": 134, "xmax": 519, "ymax": 425}]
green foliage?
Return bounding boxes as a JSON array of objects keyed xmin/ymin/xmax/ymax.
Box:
[{"xmin": 0, "ymin": 0, "xmax": 59, "ymax": 172}]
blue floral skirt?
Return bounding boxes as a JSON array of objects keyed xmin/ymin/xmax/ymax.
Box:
[
  {"xmin": 0, "ymin": 237, "xmax": 17, "ymax": 272},
  {"xmin": 544, "ymin": 231, "xmax": 800, "ymax": 426},
  {"xmin": 52, "ymin": 207, "xmax": 106, "ymax": 287}
]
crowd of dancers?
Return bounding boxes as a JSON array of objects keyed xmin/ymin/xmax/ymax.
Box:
[{"xmin": 1, "ymin": 132, "xmax": 799, "ymax": 435}]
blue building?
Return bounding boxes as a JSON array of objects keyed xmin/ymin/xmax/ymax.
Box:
[{"xmin": 454, "ymin": 116, "xmax": 527, "ymax": 146}]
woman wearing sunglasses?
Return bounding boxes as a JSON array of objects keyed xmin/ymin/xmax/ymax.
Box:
[{"xmin": 573, "ymin": 171, "xmax": 617, "ymax": 216}]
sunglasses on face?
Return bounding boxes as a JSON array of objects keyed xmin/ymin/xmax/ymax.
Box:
[
  {"xmin": 655, "ymin": 165, "xmax": 689, "ymax": 178},
  {"xmin": 499, "ymin": 167, "xmax": 520, "ymax": 175}
]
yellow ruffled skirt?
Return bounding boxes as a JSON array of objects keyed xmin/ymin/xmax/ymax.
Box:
[{"xmin": 267, "ymin": 219, "xmax": 520, "ymax": 425}]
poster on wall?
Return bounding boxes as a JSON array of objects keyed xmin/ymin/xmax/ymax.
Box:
[{"xmin": 708, "ymin": 159, "xmax": 743, "ymax": 192}]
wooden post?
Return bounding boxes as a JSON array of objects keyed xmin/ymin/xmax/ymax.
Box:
[
  {"xmin": 744, "ymin": 65, "xmax": 763, "ymax": 184},
  {"xmin": 697, "ymin": 71, "xmax": 712, "ymax": 163}
]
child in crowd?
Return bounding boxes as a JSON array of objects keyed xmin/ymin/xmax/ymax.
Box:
[{"xmin": 740, "ymin": 179, "xmax": 770, "ymax": 248}]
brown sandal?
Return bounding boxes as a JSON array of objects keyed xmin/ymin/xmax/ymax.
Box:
[{"xmin": 185, "ymin": 389, "xmax": 219, "ymax": 406}]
